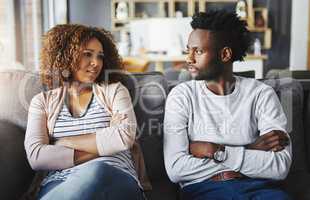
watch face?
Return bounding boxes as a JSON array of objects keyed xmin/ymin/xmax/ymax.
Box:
[{"xmin": 214, "ymin": 150, "xmax": 227, "ymax": 162}]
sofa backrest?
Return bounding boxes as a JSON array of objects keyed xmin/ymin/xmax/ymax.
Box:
[
  {"xmin": 0, "ymin": 69, "xmax": 172, "ymax": 181},
  {"xmin": 300, "ymin": 81, "xmax": 310, "ymax": 172},
  {"xmin": 1, "ymin": 69, "xmax": 306, "ymax": 184},
  {"xmin": 263, "ymin": 78, "xmax": 308, "ymax": 173},
  {"xmin": 0, "ymin": 70, "xmax": 41, "ymax": 199},
  {"xmin": 0, "ymin": 70, "xmax": 42, "ymax": 130},
  {"xmin": 121, "ymin": 72, "xmax": 170, "ymax": 182},
  {"xmin": 266, "ymin": 69, "xmax": 310, "ymax": 172}
]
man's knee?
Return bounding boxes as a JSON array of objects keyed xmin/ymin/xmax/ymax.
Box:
[{"xmin": 253, "ymin": 189, "xmax": 291, "ymax": 200}]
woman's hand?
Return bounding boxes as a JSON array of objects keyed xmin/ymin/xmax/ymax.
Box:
[
  {"xmin": 53, "ymin": 134, "xmax": 98, "ymax": 154},
  {"xmin": 54, "ymin": 137, "xmax": 69, "ymax": 146},
  {"xmin": 74, "ymin": 150, "xmax": 98, "ymax": 165},
  {"xmin": 110, "ymin": 111, "xmax": 128, "ymax": 126},
  {"xmin": 54, "ymin": 137, "xmax": 99, "ymax": 165}
]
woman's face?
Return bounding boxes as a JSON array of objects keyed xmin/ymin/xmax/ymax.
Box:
[{"xmin": 72, "ymin": 37, "xmax": 104, "ymax": 84}]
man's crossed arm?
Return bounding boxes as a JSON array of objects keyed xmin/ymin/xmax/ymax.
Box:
[{"xmin": 190, "ymin": 130, "xmax": 289, "ymax": 159}]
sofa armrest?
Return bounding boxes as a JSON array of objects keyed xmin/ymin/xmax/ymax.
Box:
[{"xmin": 0, "ymin": 121, "xmax": 34, "ymax": 200}]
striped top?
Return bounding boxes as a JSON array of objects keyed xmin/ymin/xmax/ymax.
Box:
[
  {"xmin": 53, "ymin": 95, "xmax": 110, "ymax": 137},
  {"xmin": 41, "ymin": 95, "xmax": 140, "ymax": 187}
]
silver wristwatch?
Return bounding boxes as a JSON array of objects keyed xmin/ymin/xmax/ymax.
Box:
[{"xmin": 213, "ymin": 146, "xmax": 227, "ymax": 163}]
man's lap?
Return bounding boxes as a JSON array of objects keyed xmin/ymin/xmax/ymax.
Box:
[{"xmin": 182, "ymin": 178, "xmax": 291, "ymax": 200}]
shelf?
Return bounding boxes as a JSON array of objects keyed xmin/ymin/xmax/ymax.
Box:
[
  {"xmin": 114, "ymin": 19, "xmax": 130, "ymax": 23},
  {"xmin": 112, "ymin": 0, "xmax": 273, "ymax": 49},
  {"xmin": 248, "ymin": 27, "xmax": 270, "ymax": 32},
  {"xmin": 125, "ymin": 53, "xmax": 266, "ymax": 77},
  {"xmin": 204, "ymin": 0, "xmax": 238, "ymax": 2},
  {"xmin": 246, "ymin": 54, "xmax": 268, "ymax": 60},
  {"xmin": 248, "ymin": 28, "xmax": 271, "ymax": 49},
  {"xmin": 113, "ymin": 0, "xmax": 130, "ymax": 2},
  {"xmin": 125, "ymin": 53, "xmax": 267, "ymax": 62},
  {"xmin": 253, "ymin": 7, "xmax": 268, "ymax": 28},
  {"xmin": 112, "ymin": 26, "xmax": 130, "ymax": 32},
  {"xmin": 131, "ymin": 0, "xmax": 168, "ymax": 2}
]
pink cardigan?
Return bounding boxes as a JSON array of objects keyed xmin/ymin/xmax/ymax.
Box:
[{"xmin": 24, "ymin": 82, "xmax": 151, "ymax": 190}]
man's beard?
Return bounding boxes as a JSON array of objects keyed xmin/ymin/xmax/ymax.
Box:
[{"xmin": 195, "ymin": 59, "xmax": 225, "ymax": 81}]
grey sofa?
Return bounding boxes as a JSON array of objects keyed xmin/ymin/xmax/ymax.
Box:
[{"xmin": 0, "ymin": 69, "xmax": 310, "ymax": 200}]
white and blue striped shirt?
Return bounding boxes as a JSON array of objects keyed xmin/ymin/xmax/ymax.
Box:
[{"xmin": 41, "ymin": 95, "xmax": 139, "ymax": 187}]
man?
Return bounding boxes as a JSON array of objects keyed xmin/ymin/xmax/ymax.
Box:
[{"xmin": 164, "ymin": 10, "xmax": 292, "ymax": 199}]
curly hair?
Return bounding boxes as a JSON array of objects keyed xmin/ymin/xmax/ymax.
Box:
[
  {"xmin": 40, "ymin": 24, "xmax": 123, "ymax": 89},
  {"xmin": 191, "ymin": 10, "xmax": 252, "ymax": 62}
]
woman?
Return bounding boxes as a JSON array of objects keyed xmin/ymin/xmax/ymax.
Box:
[{"xmin": 24, "ymin": 24, "xmax": 146, "ymax": 200}]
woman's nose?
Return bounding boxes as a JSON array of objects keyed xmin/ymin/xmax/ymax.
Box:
[{"xmin": 90, "ymin": 56, "xmax": 98, "ymax": 66}]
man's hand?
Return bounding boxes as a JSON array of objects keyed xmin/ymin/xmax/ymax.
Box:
[
  {"xmin": 246, "ymin": 130, "xmax": 289, "ymax": 152},
  {"xmin": 189, "ymin": 141, "xmax": 221, "ymax": 158}
]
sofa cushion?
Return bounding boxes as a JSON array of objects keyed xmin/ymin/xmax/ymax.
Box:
[
  {"xmin": 0, "ymin": 70, "xmax": 41, "ymax": 129},
  {"xmin": 144, "ymin": 180, "xmax": 179, "ymax": 200},
  {"xmin": 263, "ymin": 78, "xmax": 307, "ymax": 172},
  {"xmin": 283, "ymin": 171, "xmax": 310, "ymax": 199},
  {"xmin": 266, "ymin": 69, "xmax": 310, "ymax": 80},
  {"xmin": 302, "ymin": 83, "xmax": 310, "ymax": 171},
  {"xmin": 121, "ymin": 72, "xmax": 170, "ymax": 182},
  {"xmin": 0, "ymin": 121, "xmax": 34, "ymax": 200},
  {"xmin": 122, "ymin": 72, "xmax": 181, "ymax": 196}
]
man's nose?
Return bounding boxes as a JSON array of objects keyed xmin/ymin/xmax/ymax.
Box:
[{"xmin": 186, "ymin": 51, "xmax": 195, "ymax": 65}]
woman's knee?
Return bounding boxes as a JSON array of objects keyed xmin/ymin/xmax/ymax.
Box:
[
  {"xmin": 74, "ymin": 161, "xmax": 114, "ymax": 181},
  {"xmin": 54, "ymin": 162, "xmax": 143, "ymax": 199},
  {"xmin": 70, "ymin": 161, "xmax": 138, "ymax": 188}
]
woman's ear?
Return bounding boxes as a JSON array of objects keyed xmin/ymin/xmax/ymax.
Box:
[{"xmin": 220, "ymin": 47, "xmax": 232, "ymax": 63}]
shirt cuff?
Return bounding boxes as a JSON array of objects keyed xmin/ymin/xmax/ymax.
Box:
[{"xmin": 222, "ymin": 145, "xmax": 245, "ymax": 171}]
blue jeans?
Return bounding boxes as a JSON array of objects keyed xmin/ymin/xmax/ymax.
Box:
[
  {"xmin": 182, "ymin": 178, "xmax": 291, "ymax": 200},
  {"xmin": 37, "ymin": 161, "xmax": 144, "ymax": 200}
]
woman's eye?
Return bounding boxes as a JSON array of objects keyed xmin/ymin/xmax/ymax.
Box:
[
  {"xmin": 97, "ymin": 54, "xmax": 104, "ymax": 60},
  {"xmin": 83, "ymin": 52, "xmax": 92, "ymax": 57}
]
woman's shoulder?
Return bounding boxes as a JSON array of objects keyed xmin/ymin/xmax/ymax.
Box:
[
  {"xmin": 95, "ymin": 82, "xmax": 131, "ymax": 104},
  {"xmin": 96, "ymin": 82, "xmax": 128, "ymax": 93},
  {"xmin": 31, "ymin": 87, "xmax": 64, "ymax": 103}
]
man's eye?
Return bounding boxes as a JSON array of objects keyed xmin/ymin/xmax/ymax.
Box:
[
  {"xmin": 184, "ymin": 49, "xmax": 190, "ymax": 54},
  {"xmin": 195, "ymin": 49, "xmax": 203, "ymax": 55}
]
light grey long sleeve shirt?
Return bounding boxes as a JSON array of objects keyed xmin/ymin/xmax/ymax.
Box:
[{"xmin": 163, "ymin": 76, "xmax": 292, "ymax": 187}]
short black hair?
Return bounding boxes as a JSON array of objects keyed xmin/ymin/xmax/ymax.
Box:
[{"xmin": 191, "ymin": 10, "xmax": 252, "ymax": 62}]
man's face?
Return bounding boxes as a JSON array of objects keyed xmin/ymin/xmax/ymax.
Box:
[{"xmin": 186, "ymin": 29, "xmax": 224, "ymax": 81}]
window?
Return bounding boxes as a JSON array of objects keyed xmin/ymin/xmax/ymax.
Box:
[
  {"xmin": 0, "ymin": 0, "xmax": 18, "ymax": 68},
  {"xmin": 0, "ymin": 0, "xmax": 43, "ymax": 71}
]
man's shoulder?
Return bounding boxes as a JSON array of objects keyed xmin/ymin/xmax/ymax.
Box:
[
  {"xmin": 238, "ymin": 76, "xmax": 271, "ymax": 93},
  {"xmin": 169, "ymin": 80, "xmax": 202, "ymax": 96}
]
